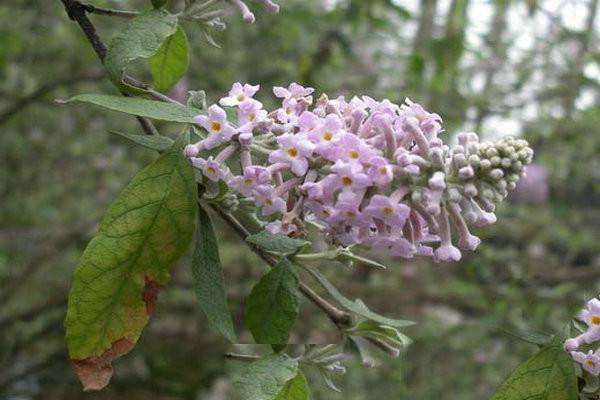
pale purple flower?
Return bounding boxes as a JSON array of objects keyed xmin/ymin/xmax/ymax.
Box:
[
  {"xmin": 579, "ymin": 298, "xmax": 600, "ymax": 343},
  {"xmin": 191, "ymin": 156, "xmax": 226, "ymax": 182},
  {"xmin": 309, "ymin": 114, "xmax": 343, "ymax": 155},
  {"xmin": 331, "ymin": 161, "xmax": 371, "ymax": 192},
  {"xmin": 390, "ymin": 238, "xmax": 416, "ymax": 258},
  {"xmin": 193, "ymin": 105, "xmax": 236, "ymax": 149},
  {"xmin": 434, "ymin": 244, "xmax": 462, "ymax": 263},
  {"xmin": 571, "ymin": 351, "xmax": 600, "ymax": 375},
  {"xmin": 363, "ymin": 195, "xmax": 410, "ymax": 228},
  {"xmin": 238, "ymin": 99, "xmax": 267, "ymax": 127},
  {"xmin": 368, "ymin": 156, "xmax": 394, "ymax": 186},
  {"xmin": 305, "ymin": 200, "xmax": 333, "ymax": 223},
  {"xmin": 273, "ymin": 82, "xmax": 314, "ymax": 100},
  {"xmin": 219, "ymin": 82, "xmax": 260, "ymax": 107},
  {"xmin": 400, "ymin": 98, "xmax": 442, "ymax": 140},
  {"xmin": 228, "ymin": 166, "xmax": 270, "ymax": 197},
  {"xmin": 330, "ymin": 132, "xmax": 379, "ymax": 163},
  {"xmin": 269, "ymin": 133, "xmax": 315, "ymax": 176},
  {"xmin": 328, "ymin": 200, "xmax": 367, "ymax": 227},
  {"xmin": 265, "ymin": 220, "xmax": 297, "ymax": 235},
  {"xmin": 254, "ymin": 185, "xmax": 287, "ymax": 216}
]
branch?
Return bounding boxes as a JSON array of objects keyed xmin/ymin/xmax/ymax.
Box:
[
  {"xmin": 80, "ymin": 3, "xmax": 139, "ymax": 18},
  {"xmin": 208, "ymin": 204, "xmax": 352, "ymax": 328},
  {"xmin": 58, "ymin": 0, "xmax": 159, "ymax": 136}
]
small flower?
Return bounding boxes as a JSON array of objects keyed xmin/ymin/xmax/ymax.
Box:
[
  {"xmin": 254, "ymin": 185, "xmax": 287, "ymax": 216},
  {"xmin": 579, "ymin": 298, "xmax": 600, "ymax": 343},
  {"xmin": 367, "ymin": 156, "xmax": 394, "ymax": 186},
  {"xmin": 273, "ymin": 82, "xmax": 314, "ymax": 100},
  {"xmin": 330, "ymin": 133, "xmax": 379, "ymax": 164},
  {"xmin": 308, "ymin": 114, "xmax": 343, "ymax": 154},
  {"xmin": 191, "ymin": 156, "xmax": 226, "ymax": 182},
  {"xmin": 571, "ymin": 350, "xmax": 600, "ymax": 375},
  {"xmin": 238, "ymin": 99, "xmax": 267, "ymax": 127},
  {"xmin": 331, "ymin": 161, "xmax": 371, "ymax": 192},
  {"xmin": 433, "ymin": 244, "xmax": 462, "ymax": 263},
  {"xmin": 228, "ymin": 166, "xmax": 270, "ymax": 197},
  {"xmin": 363, "ymin": 195, "xmax": 410, "ymax": 228},
  {"xmin": 269, "ymin": 133, "xmax": 315, "ymax": 176},
  {"xmin": 193, "ymin": 105, "xmax": 236, "ymax": 149},
  {"xmin": 219, "ymin": 82, "xmax": 260, "ymax": 107}
]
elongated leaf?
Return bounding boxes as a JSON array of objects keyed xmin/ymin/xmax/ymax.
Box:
[
  {"xmin": 234, "ymin": 353, "xmax": 298, "ymax": 400},
  {"xmin": 274, "ymin": 370, "xmax": 310, "ymax": 400},
  {"xmin": 110, "ymin": 130, "xmax": 174, "ymax": 151},
  {"xmin": 192, "ymin": 205, "xmax": 237, "ymax": 342},
  {"xmin": 491, "ymin": 342, "xmax": 577, "ymax": 400},
  {"xmin": 246, "ymin": 258, "xmax": 299, "ymax": 344},
  {"xmin": 149, "ymin": 26, "xmax": 189, "ymax": 91},
  {"xmin": 246, "ymin": 231, "xmax": 309, "ymax": 255},
  {"xmin": 105, "ymin": 9, "xmax": 178, "ymax": 83},
  {"xmin": 306, "ymin": 267, "xmax": 414, "ymax": 328},
  {"xmin": 65, "ymin": 132, "xmax": 197, "ymax": 390},
  {"xmin": 66, "ymin": 94, "xmax": 201, "ymax": 123},
  {"xmin": 496, "ymin": 326, "xmax": 555, "ymax": 347}
]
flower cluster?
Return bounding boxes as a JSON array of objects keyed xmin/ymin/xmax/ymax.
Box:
[
  {"xmin": 564, "ymin": 298, "xmax": 600, "ymax": 375},
  {"xmin": 184, "ymin": 82, "xmax": 533, "ymax": 262}
]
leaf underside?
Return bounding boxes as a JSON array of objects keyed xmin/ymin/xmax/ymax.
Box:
[
  {"xmin": 65, "ymin": 132, "xmax": 197, "ymax": 390},
  {"xmin": 274, "ymin": 370, "xmax": 310, "ymax": 400},
  {"xmin": 246, "ymin": 230, "xmax": 310, "ymax": 255},
  {"xmin": 234, "ymin": 354, "xmax": 299, "ymax": 400},
  {"xmin": 105, "ymin": 9, "xmax": 178, "ymax": 83}
]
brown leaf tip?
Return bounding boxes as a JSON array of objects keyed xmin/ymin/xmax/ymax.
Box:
[
  {"xmin": 73, "ymin": 338, "xmax": 135, "ymax": 391},
  {"xmin": 142, "ymin": 277, "xmax": 161, "ymax": 316}
]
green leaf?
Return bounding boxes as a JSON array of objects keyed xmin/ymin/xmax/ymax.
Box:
[
  {"xmin": 110, "ymin": 130, "xmax": 174, "ymax": 151},
  {"xmin": 66, "ymin": 94, "xmax": 201, "ymax": 123},
  {"xmin": 105, "ymin": 9, "xmax": 178, "ymax": 84},
  {"xmin": 234, "ymin": 353, "xmax": 299, "ymax": 400},
  {"xmin": 274, "ymin": 370, "xmax": 310, "ymax": 400},
  {"xmin": 191, "ymin": 205, "xmax": 237, "ymax": 342},
  {"xmin": 246, "ymin": 231, "xmax": 310, "ymax": 255},
  {"xmin": 490, "ymin": 342, "xmax": 577, "ymax": 400},
  {"xmin": 246, "ymin": 258, "xmax": 300, "ymax": 344},
  {"xmin": 149, "ymin": 25, "xmax": 189, "ymax": 92},
  {"xmin": 306, "ymin": 267, "xmax": 414, "ymax": 328},
  {"xmin": 64, "ymin": 132, "xmax": 197, "ymax": 390}
]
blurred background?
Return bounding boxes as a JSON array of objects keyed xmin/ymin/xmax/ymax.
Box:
[{"xmin": 1, "ymin": 0, "xmax": 599, "ymax": 399}]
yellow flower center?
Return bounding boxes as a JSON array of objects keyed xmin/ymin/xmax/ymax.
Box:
[
  {"xmin": 592, "ymin": 315, "xmax": 600, "ymax": 325},
  {"xmin": 265, "ymin": 199, "xmax": 273, "ymax": 206},
  {"xmin": 349, "ymin": 150, "xmax": 360, "ymax": 160},
  {"xmin": 244, "ymin": 178, "xmax": 254, "ymax": 186},
  {"xmin": 588, "ymin": 360, "xmax": 597, "ymax": 368},
  {"xmin": 249, "ymin": 112, "xmax": 256, "ymax": 121},
  {"xmin": 382, "ymin": 207, "xmax": 394, "ymax": 216},
  {"xmin": 207, "ymin": 167, "xmax": 216, "ymax": 175},
  {"xmin": 287, "ymin": 147, "xmax": 299, "ymax": 158},
  {"xmin": 321, "ymin": 210, "xmax": 330, "ymax": 217},
  {"xmin": 237, "ymin": 94, "xmax": 245, "ymax": 102},
  {"xmin": 211, "ymin": 121, "xmax": 222, "ymax": 132},
  {"xmin": 345, "ymin": 211, "xmax": 356, "ymax": 218},
  {"xmin": 286, "ymin": 107, "xmax": 293, "ymax": 115},
  {"xmin": 342, "ymin": 176, "xmax": 353, "ymax": 186},
  {"xmin": 379, "ymin": 167, "xmax": 388, "ymax": 176},
  {"xmin": 323, "ymin": 131, "xmax": 333, "ymax": 141}
]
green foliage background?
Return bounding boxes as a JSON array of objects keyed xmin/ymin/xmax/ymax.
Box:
[{"xmin": 0, "ymin": 0, "xmax": 599, "ymax": 399}]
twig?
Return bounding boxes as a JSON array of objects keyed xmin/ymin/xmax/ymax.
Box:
[
  {"xmin": 80, "ymin": 3, "xmax": 139, "ymax": 18},
  {"xmin": 208, "ymin": 204, "xmax": 352, "ymax": 328},
  {"xmin": 58, "ymin": 0, "xmax": 160, "ymax": 137}
]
